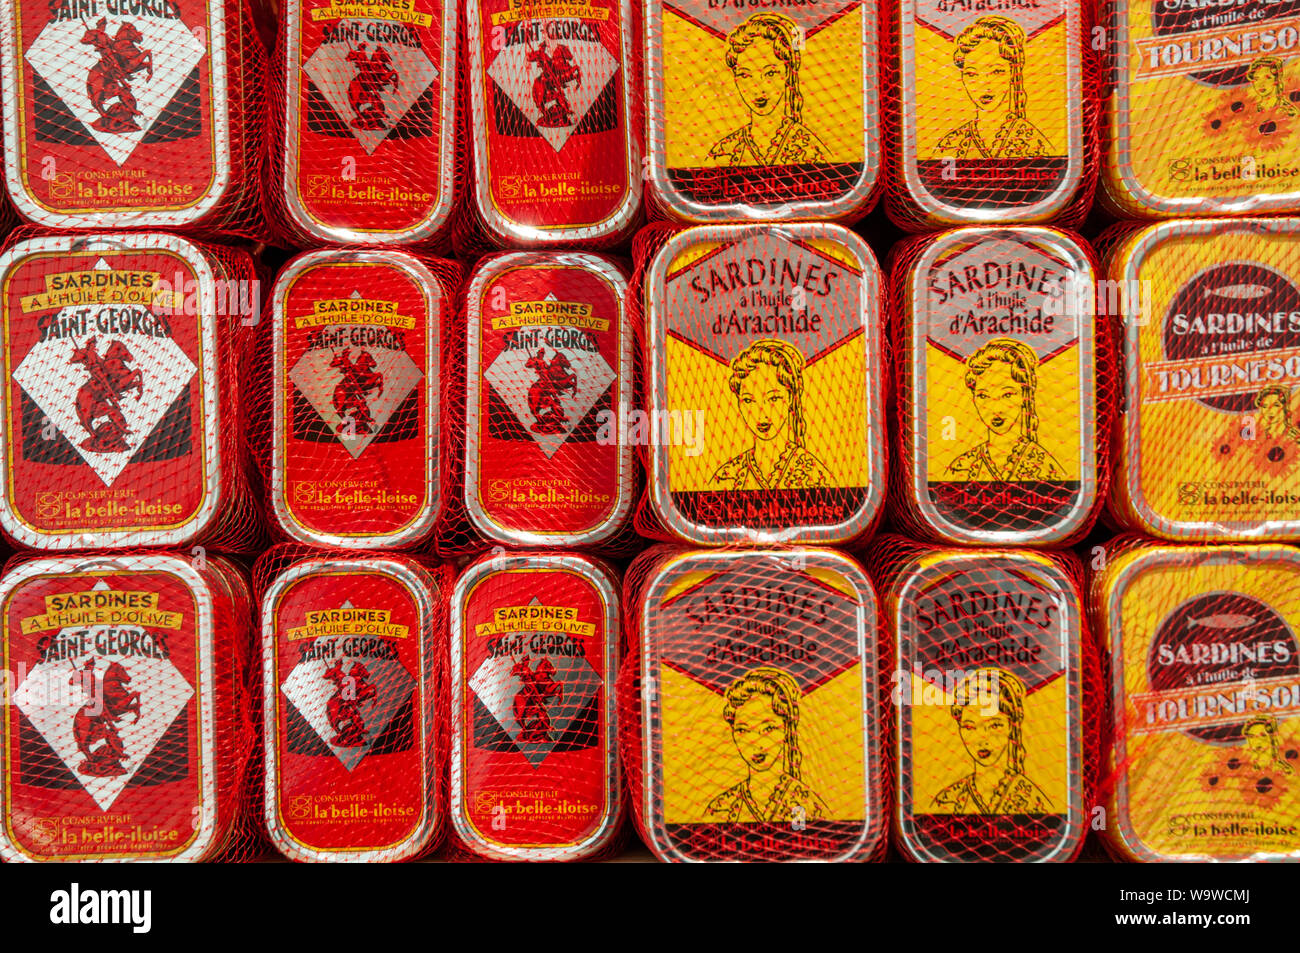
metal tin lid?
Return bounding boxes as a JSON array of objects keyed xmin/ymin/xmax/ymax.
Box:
[
  {"xmin": 646, "ymin": 223, "xmax": 885, "ymax": 545},
  {"xmin": 0, "ymin": 232, "xmax": 223, "ymax": 550},
  {"xmin": 465, "ymin": 0, "xmax": 640, "ymax": 244},
  {"xmin": 0, "ymin": 553, "xmax": 220, "ymax": 862},
  {"xmin": 890, "ymin": 549, "xmax": 1085, "ymax": 863},
  {"xmin": 1100, "ymin": 542, "xmax": 1300, "ymax": 862},
  {"xmin": 281, "ymin": 0, "xmax": 458, "ymax": 244},
  {"xmin": 1105, "ymin": 0, "xmax": 1300, "ymax": 217},
  {"xmin": 1114, "ymin": 217, "xmax": 1300, "ymax": 540},
  {"xmin": 464, "ymin": 252, "xmax": 633, "ymax": 547},
  {"xmin": 271, "ymin": 249, "xmax": 442, "ymax": 549},
  {"xmin": 636, "ymin": 548, "xmax": 884, "ymax": 862},
  {"xmin": 645, "ymin": 0, "xmax": 880, "ymax": 222},
  {"xmin": 261, "ymin": 556, "xmax": 442, "ymax": 863},
  {"xmin": 449, "ymin": 552, "xmax": 621, "ymax": 861},
  {"xmin": 897, "ymin": 0, "xmax": 1083, "ymax": 224},
  {"xmin": 1, "ymin": 0, "xmax": 232, "ymax": 228},
  {"xmin": 906, "ymin": 227, "xmax": 1097, "ymax": 544}
]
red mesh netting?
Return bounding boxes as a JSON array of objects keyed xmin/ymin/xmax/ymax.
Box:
[
  {"xmin": 246, "ymin": 247, "xmax": 461, "ymax": 551},
  {"xmin": 617, "ymin": 544, "xmax": 890, "ymax": 861},
  {"xmin": 1087, "ymin": 535, "xmax": 1300, "ymax": 862},
  {"xmin": 435, "ymin": 250, "xmax": 642, "ymax": 558},
  {"xmin": 451, "ymin": 0, "xmax": 643, "ymax": 253},
  {"xmin": 880, "ymin": 0, "xmax": 1100, "ymax": 232},
  {"xmin": 864, "ymin": 534, "xmax": 1101, "ymax": 863},
  {"xmin": 883, "ymin": 226, "xmax": 1115, "ymax": 548},
  {"xmin": 252, "ymin": 543, "xmax": 454, "ymax": 862},
  {"xmin": 0, "ymin": 549, "xmax": 259, "ymax": 862},
  {"xmin": 641, "ymin": 0, "xmax": 883, "ymax": 225},
  {"xmin": 1, "ymin": 0, "xmax": 270, "ymax": 241},
  {"xmin": 0, "ymin": 227, "xmax": 262, "ymax": 554},
  {"xmin": 442, "ymin": 548, "xmax": 626, "ymax": 861},
  {"xmin": 628, "ymin": 221, "xmax": 890, "ymax": 548}
]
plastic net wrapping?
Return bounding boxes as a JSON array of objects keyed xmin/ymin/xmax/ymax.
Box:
[
  {"xmin": 1, "ymin": 0, "xmax": 269, "ymax": 240},
  {"xmin": 641, "ymin": 0, "xmax": 882, "ymax": 225},
  {"xmin": 864, "ymin": 534, "xmax": 1101, "ymax": 863},
  {"xmin": 884, "ymin": 226, "xmax": 1115, "ymax": 548},
  {"xmin": 0, "ymin": 549, "xmax": 258, "ymax": 862},
  {"xmin": 247, "ymin": 247, "xmax": 461, "ymax": 552},
  {"xmin": 435, "ymin": 250, "xmax": 642, "ymax": 558},
  {"xmin": 0, "ymin": 227, "xmax": 262, "ymax": 554},
  {"xmin": 880, "ymin": 0, "xmax": 1100, "ymax": 232},
  {"xmin": 262, "ymin": 0, "xmax": 461, "ymax": 249},
  {"xmin": 628, "ymin": 221, "xmax": 890, "ymax": 548},
  {"xmin": 443, "ymin": 549, "xmax": 625, "ymax": 861},
  {"xmin": 451, "ymin": 0, "xmax": 643, "ymax": 253},
  {"xmin": 252, "ymin": 543, "xmax": 453, "ymax": 862},
  {"xmin": 1095, "ymin": 217, "xmax": 1300, "ymax": 542},
  {"xmin": 1098, "ymin": 0, "xmax": 1300, "ymax": 220},
  {"xmin": 1088, "ymin": 535, "xmax": 1300, "ymax": 862},
  {"xmin": 617, "ymin": 544, "xmax": 890, "ymax": 862}
]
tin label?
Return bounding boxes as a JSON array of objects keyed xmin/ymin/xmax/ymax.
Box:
[
  {"xmin": 467, "ymin": 257, "xmax": 628, "ymax": 543},
  {"xmin": 287, "ymin": 0, "xmax": 453, "ymax": 238},
  {"xmin": 2, "ymin": 566, "xmax": 210, "ymax": 861},
  {"xmin": 896, "ymin": 555, "xmax": 1082, "ymax": 862},
  {"xmin": 3, "ymin": 0, "xmax": 225, "ymax": 220},
  {"xmin": 1111, "ymin": 550, "xmax": 1300, "ymax": 858},
  {"xmin": 641, "ymin": 552, "xmax": 880, "ymax": 861},
  {"xmin": 470, "ymin": 0, "xmax": 634, "ymax": 235},
  {"xmin": 1114, "ymin": 0, "xmax": 1300, "ymax": 210},
  {"xmin": 651, "ymin": 228, "xmax": 881, "ymax": 540},
  {"xmin": 903, "ymin": 0, "xmax": 1077, "ymax": 215},
  {"xmin": 1125, "ymin": 230, "xmax": 1300, "ymax": 534},
  {"xmin": 652, "ymin": 0, "xmax": 874, "ymax": 214},
  {"xmin": 453, "ymin": 562, "xmax": 615, "ymax": 857},
  {"xmin": 275, "ymin": 254, "xmax": 437, "ymax": 545},
  {"xmin": 915, "ymin": 231, "xmax": 1093, "ymax": 540},
  {"xmin": 266, "ymin": 564, "xmax": 432, "ymax": 859},
  {"xmin": 1, "ymin": 242, "xmax": 217, "ymax": 545}
]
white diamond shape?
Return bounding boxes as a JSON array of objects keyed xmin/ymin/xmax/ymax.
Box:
[
  {"xmin": 13, "ymin": 582, "xmax": 194, "ymax": 811},
  {"xmin": 302, "ymin": 22, "xmax": 438, "ymax": 156},
  {"xmin": 483, "ymin": 296, "xmax": 614, "ymax": 459},
  {"xmin": 486, "ymin": 27, "xmax": 618, "ymax": 152},
  {"xmin": 13, "ymin": 262, "xmax": 197, "ymax": 486},
  {"xmin": 25, "ymin": 14, "xmax": 206, "ymax": 167},
  {"xmin": 279, "ymin": 602, "xmax": 416, "ymax": 772}
]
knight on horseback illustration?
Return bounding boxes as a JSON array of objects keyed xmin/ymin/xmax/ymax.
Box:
[
  {"xmin": 323, "ymin": 659, "xmax": 377, "ymax": 748},
  {"xmin": 70, "ymin": 336, "xmax": 144, "ymax": 454},
  {"xmin": 80, "ymin": 18, "xmax": 154, "ymax": 133},
  {"xmin": 528, "ymin": 41, "xmax": 582, "ymax": 127},
  {"xmin": 512, "ymin": 657, "xmax": 563, "ymax": 743},
  {"xmin": 346, "ymin": 43, "xmax": 400, "ymax": 130},
  {"xmin": 330, "ymin": 349, "xmax": 384, "ymax": 436},
  {"xmin": 525, "ymin": 347, "xmax": 578, "ymax": 435},
  {"xmin": 70, "ymin": 658, "xmax": 142, "ymax": 778}
]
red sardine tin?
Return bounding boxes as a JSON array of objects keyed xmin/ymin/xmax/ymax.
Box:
[
  {"xmin": 464, "ymin": 252, "xmax": 633, "ymax": 547},
  {"xmin": 262, "ymin": 555, "xmax": 444, "ymax": 863},
  {"xmin": 466, "ymin": 0, "xmax": 640, "ymax": 245},
  {"xmin": 279, "ymin": 0, "xmax": 457, "ymax": 244},
  {"xmin": 271, "ymin": 249, "xmax": 444, "ymax": 549},
  {"xmin": 0, "ymin": 233, "xmax": 223, "ymax": 550},
  {"xmin": 450, "ymin": 553, "xmax": 620, "ymax": 861}
]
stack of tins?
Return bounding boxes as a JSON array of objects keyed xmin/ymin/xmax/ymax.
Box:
[
  {"xmin": 881, "ymin": 0, "xmax": 1098, "ymax": 230},
  {"xmin": 0, "ymin": 0, "xmax": 267, "ymax": 238},
  {"xmin": 256, "ymin": 546, "xmax": 451, "ymax": 862},
  {"xmin": 0, "ymin": 230, "xmax": 258, "ymax": 553},
  {"xmin": 0, "ymin": 550, "xmax": 256, "ymax": 862}
]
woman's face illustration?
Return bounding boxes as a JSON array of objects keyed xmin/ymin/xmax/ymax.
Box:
[
  {"xmin": 732, "ymin": 694, "xmax": 786, "ymax": 773},
  {"xmin": 738, "ymin": 362, "xmax": 792, "ymax": 443},
  {"xmin": 961, "ymin": 40, "xmax": 1011, "ymax": 113},
  {"xmin": 971, "ymin": 361, "xmax": 1023, "ymax": 437},
  {"xmin": 958, "ymin": 703, "xmax": 1012, "ymax": 768},
  {"xmin": 1244, "ymin": 724, "xmax": 1273, "ymax": 761},
  {"xmin": 1259, "ymin": 393, "xmax": 1288, "ymax": 436},
  {"xmin": 1250, "ymin": 67, "xmax": 1277, "ymax": 101},
  {"xmin": 733, "ymin": 39, "xmax": 786, "ymax": 117}
]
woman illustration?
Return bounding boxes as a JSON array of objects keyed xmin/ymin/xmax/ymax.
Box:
[
  {"xmin": 706, "ymin": 13, "xmax": 829, "ymax": 167},
  {"xmin": 1256, "ymin": 384, "xmax": 1300, "ymax": 445},
  {"xmin": 709, "ymin": 339, "xmax": 832, "ymax": 490},
  {"xmin": 1248, "ymin": 56, "xmax": 1299, "ymax": 119},
  {"xmin": 705, "ymin": 667, "xmax": 830, "ymax": 823},
  {"xmin": 932, "ymin": 668, "xmax": 1052, "ymax": 814},
  {"xmin": 945, "ymin": 338, "xmax": 1065, "ymax": 481},
  {"xmin": 1242, "ymin": 715, "xmax": 1295, "ymax": 777},
  {"xmin": 935, "ymin": 16, "xmax": 1053, "ymax": 160}
]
